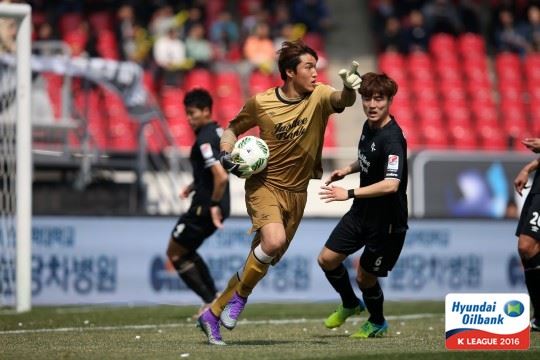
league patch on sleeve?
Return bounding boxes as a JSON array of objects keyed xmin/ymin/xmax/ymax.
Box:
[
  {"xmin": 200, "ymin": 143, "xmax": 214, "ymax": 160},
  {"xmin": 387, "ymin": 154, "xmax": 399, "ymax": 171}
]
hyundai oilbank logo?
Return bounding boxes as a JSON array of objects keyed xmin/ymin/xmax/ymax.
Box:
[{"xmin": 504, "ymin": 300, "xmax": 525, "ymax": 317}]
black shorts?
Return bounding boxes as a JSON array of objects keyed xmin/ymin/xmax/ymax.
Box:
[
  {"xmin": 515, "ymin": 193, "xmax": 540, "ymax": 241},
  {"xmin": 325, "ymin": 209, "xmax": 406, "ymax": 277},
  {"xmin": 171, "ymin": 205, "xmax": 218, "ymax": 250}
]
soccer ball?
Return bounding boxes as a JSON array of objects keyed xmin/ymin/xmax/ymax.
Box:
[{"xmin": 231, "ymin": 135, "xmax": 269, "ymax": 176}]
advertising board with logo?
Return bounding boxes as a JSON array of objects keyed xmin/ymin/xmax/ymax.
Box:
[
  {"xmin": 0, "ymin": 217, "xmax": 527, "ymax": 305},
  {"xmin": 445, "ymin": 293, "xmax": 530, "ymax": 350}
]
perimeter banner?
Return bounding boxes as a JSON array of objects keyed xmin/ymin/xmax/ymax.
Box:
[{"xmin": 445, "ymin": 293, "xmax": 530, "ymax": 350}]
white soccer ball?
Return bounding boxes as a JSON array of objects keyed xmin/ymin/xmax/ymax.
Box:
[{"xmin": 231, "ymin": 135, "xmax": 270, "ymax": 176}]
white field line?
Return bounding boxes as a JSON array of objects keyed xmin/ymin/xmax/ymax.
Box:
[{"xmin": 0, "ymin": 313, "xmax": 441, "ymax": 335}]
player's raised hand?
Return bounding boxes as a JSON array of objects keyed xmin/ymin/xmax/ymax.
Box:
[
  {"xmin": 210, "ymin": 206, "xmax": 224, "ymax": 229},
  {"xmin": 339, "ymin": 61, "xmax": 362, "ymax": 90},
  {"xmin": 522, "ymin": 138, "xmax": 540, "ymax": 153},
  {"xmin": 319, "ymin": 184, "xmax": 348, "ymax": 203},
  {"xmin": 325, "ymin": 167, "xmax": 349, "ymax": 185},
  {"xmin": 514, "ymin": 170, "xmax": 530, "ymax": 196}
]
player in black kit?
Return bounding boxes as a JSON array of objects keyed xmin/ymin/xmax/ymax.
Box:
[
  {"xmin": 166, "ymin": 88, "xmax": 230, "ymax": 318},
  {"xmin": 317, "ymin": 72, "xmax": 408, "ymax": 338},
  {"xmin": 514, "ymin": 137, "xmax": 540, "ymax": 331}
]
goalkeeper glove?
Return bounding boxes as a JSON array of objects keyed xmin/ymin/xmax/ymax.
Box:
[
  {"xmin": 338, "ymin": 61, "xmax": 362, "ymax": 90},
  {"xmin": 218, "ymin": 151, "xmax": 254, "ymax": 179}
]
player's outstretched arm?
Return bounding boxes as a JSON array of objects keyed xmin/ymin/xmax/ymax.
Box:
[
  {"xmin": 331, "ymin": 61, "xmax": 361, "ymax": 109},
  {"xmin": 514, "ymin": 158, "xmax": 540, "ymax": 196},
  {"xmin": 522, "ymin": 137, "xmax": 540, "ymax": 153},
  {"xmin": 324, "ymin": 160, "xmax": 360, "ymax": 185}
]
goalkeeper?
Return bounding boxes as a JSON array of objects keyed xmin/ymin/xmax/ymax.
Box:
[{"xmin": 197, "ymin": 39, "xmax": 360, "ymax": 345}]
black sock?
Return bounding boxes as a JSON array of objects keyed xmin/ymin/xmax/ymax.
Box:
[
  {"xmin": 191, "ymin": 252, "xmax": 217, "ymax": 295},
  {"xmin": 322, "ymin": 263, "xmax": 360, "ymax": 309},
  {"xmin": 524, "ymin": 267, "xmax": 540, "ymax": 320},
  {"xmin": 172, "ymin": 254, "xmax": 216, "ymax": 304},
  {"xmin": 359, "ymin": 281, "xmax": 385, "ymax": 325}
]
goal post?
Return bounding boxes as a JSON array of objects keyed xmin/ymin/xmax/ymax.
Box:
[{"xmin": 0, "ymin": 3, "xmax": 32, "ymax": 313}]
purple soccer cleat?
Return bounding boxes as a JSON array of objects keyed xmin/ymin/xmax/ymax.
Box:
[
  {"xmin": 220, "ymin": 292, "xmax": 247, "ymax": 330},
  {"xmin": 197, "ymin": 309, "xmax": 226, "ymax": 345}
]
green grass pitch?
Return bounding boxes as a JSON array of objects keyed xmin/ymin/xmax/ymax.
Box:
[{"xmin": 1, "ymin": 301, "xmax": 538, "ymax": 359}]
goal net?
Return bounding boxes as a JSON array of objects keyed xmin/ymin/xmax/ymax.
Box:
[{"xmin": 0, "ymin": 3, "xmax": 32, "ymax": 312}]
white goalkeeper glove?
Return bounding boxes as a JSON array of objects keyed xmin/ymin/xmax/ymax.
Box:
[{"xmin": 338, "ymin": 61, "xmax": 361, "ymax": 90}]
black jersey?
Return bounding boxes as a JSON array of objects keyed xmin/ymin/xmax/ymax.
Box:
[
  {"xmin": 352, "ymin": 116, "xmax": 408, "ymax": 232},
  {"xmin": 190, "ymin": 122, "xmax": 230, "ymax": 217}
]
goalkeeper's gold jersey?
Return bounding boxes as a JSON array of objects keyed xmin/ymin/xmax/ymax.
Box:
[{"xmin": 227, "ymin": 83, "xmax": 342, "ymax": 192}]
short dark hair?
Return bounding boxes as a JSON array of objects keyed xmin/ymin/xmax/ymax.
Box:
[
  {"xmin": 358, "ymin": 72, "xmax": 398, "ymax": 99},
  {"xmin": 183, "ymin": 88, "xmax": 213, "ymax": 112},
  {"xmin": 277, "ymin": 40, "xmax": 318, "ymax": 81}
]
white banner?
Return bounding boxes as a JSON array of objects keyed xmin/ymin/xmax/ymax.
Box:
[{"xmin": 3, "ymin": 217, "xmax": 525, "ymax": 305}]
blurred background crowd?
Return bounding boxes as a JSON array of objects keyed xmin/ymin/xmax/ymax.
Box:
[{"xmin": 0, "ymin": 0, "xmax": 538, "ymax": 218}]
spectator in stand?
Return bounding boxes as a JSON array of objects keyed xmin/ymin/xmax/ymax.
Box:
[
  {"xmin": 421, "ymin": 0, "xmax": 463, "ymax": 36},
  {"xmin": 458, "ymin": 0, "xmax": 483, "ymax": 34},
  {"xmin": 404, "ymin": 9, "xmax": 429, "ymax": 53},
  {"xmin": 521, "ymin": 4, "xmax": 540, "ymax": 52},
  {"xmin": 115, "ymin": 4, "xmax": 138, "ymax": 61},
  {"xmin": 372, "ymin": 0, "xmax": 398, "ymax": 36},
  {"xmin": 34, "ymin": 21, "xmax": 61, "ymax": 56},
  {"xmin": 210, "ymin": 10, "xmax": 240, "ymax": 61},
  {"xmin": 153, "ymin": 25, "xmax": 188, "ymax": 88},
  {"xmin": 182, "ymin": 6, "xmax": 205, "ymax": 39},
  {"xmin": 0, "ymin": 17, "xmax": 17, "ymax": 54},
  {"xmin": 271, "ymin": 2, "xmax": 292, "ymax": 40},
  {"xmin": 185, "ymin": 22, "xmax": 213, "ymax": 69},
  {"xmin": 494, "ymin": 7, "xmax": 530, "ymax": 56},
  {"xmin": 274, "ymin": 23, "xmax": 295, "ymax": 51},
  {"xmin": 241, "ymin": 0, "xmax": 270, "ymax": 39},
  {"xmin": 290, "ymin": 0, "xmax": 332, "ymax": 35},
  {"xmin": 379, "ymin": 16, "xmax": 408, "ymax": 53},
  {"xmin": 243, "ymin": 21, "xmax": 276, "ymax": 74}
]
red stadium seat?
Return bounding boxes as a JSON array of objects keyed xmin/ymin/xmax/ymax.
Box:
[
  {"xmin": 498, "ymin": 82, "xmax": 523, "ymax": 102},
  {"xmin": 423, "ymin": 123, "xmax": 449, "ymax": 149},
  {"xmin": 429, "ymin": 33, "xmax": 457, "ymax": 60},
  {"xmin": 184, "ymin": 69, "xmax": 213, "ymax": 93},
  {"xmin": 479, "ymin": 127, "xmax": 508, "ymax": 151},
  {"xmin": 439, "ymin": 82, "xmax": 466, "ymax": 103},
  {"xmin": 500, "ymin": 101, "xmax": 528, "ymax": 137},
  {"xmin": 391, "ymin": 107, "xmax": 413, "ymax": 131},
  {"xmin": 399, "ymin": 123, "xmax": 420, "ymax": 150},
  {"xmin": 378, "ymin": 51, "xmax": 405, "ymax": 71},
  {"xmin": 88, "ymin": 11, "xmax": 114, "ymax": 32},
  {"xmin": 524, "ymin": 53, "xmax": 540, "ymax": 82},
  {"xmin": 407, "ymin": 52, "xmax": 433, "ymax": 83},
  {"xmin": 467, "ymin": 82, "xmax": 495, "ymax": 105},
  {"xmin": 96, "ymin": 30, "xmax": 119, "ymax": 59},
  {"xmin": 457, "ymin": 33, "xmax": 486, "ymax": 59},
  {"xmin": 463, "ymin": 58, "xmax": 490, "ymax": 85},
  {"xmin": 473, "ymin": 106, "xmax": 500, "ymax": 132},
  {"xmin": 59, "ymin": 12, "xmax": 83, "ymax": 36},
  {"xmin": 450, "ymin": 123, "xmax": 478, "ymax": 150},
  {"xmin": 249, "ymin": 71, "xmax": 275, "ymax": 96},
  {"xmin": 215, "ymin": 71, "xmax": 243, "ymax": 99},
  {"xmin": 435, "ymin": 62, "xmax": 461, "ymax": 84},
  {"xmin": 444, "ymin": 102, "xmax": 471, "ymax": 128},
  {"xmin": 323, "ymin": 117, "xmax": 336, "ymax": 148},
  {"xmin": 417, "ymin": 102, "xmax": 443, "ymax": 126}
]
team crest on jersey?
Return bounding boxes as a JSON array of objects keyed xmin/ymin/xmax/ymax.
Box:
[
  {"xmin": 371, "ymin": 142, "xmax": 376, "ymax": 152},
  {"xmin": 388, "ymin": 154, "xmax": 399, "ymax": 170},
  {"xmin": 200, "ymin": 143, "xmax": 214, "ymax": 160}
]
